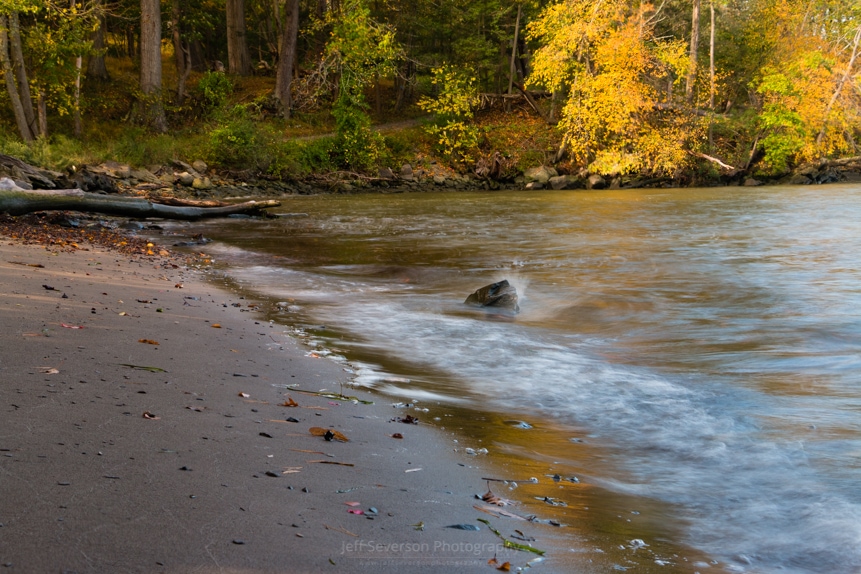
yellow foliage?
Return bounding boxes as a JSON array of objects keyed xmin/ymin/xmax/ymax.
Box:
[{"xmin": 530, "ymin": 1, "xmax": 701, "ymax": 176}]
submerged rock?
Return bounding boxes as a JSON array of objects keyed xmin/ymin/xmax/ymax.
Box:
[{"xmin": 464, "ymin": 279, "xmax": 520, "ymax": 314}]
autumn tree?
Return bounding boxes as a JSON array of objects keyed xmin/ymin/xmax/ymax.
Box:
[{"xmin": 527, "ymin": 0, "xmax": 701, "ymax": 176}]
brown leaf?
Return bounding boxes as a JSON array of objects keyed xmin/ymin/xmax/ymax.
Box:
[
  {"xmin": 391, "ymin": 433, "xmax": 404, "ymax": 439},
  {"xmin": 482, "ymin": 489, "xmax": 515, "ymax": 507},
  {"xmin": 211, "ymin": 323, "xmax": 221, "ymax": 328},
  {"xmin": 138, "ymin": 339, "xmax": 159, "ymax": 345},
  {"xmin": 309, "ymin": 426, "xmax": 349, "ymax": 442},
  {"xmin": 281, "ymin": 397, "xmax": 299, "ymax": 407},
  {"xmin": 497, "ymin": 561, "xmax": 511, "ymax": 571}
]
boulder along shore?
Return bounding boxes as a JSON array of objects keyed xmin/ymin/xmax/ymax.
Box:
[{"xmin": 0, "ymin": 219, "xmax": 553, "ymax": 573}]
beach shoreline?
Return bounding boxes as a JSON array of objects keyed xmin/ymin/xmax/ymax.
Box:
[{"xmin": 0, "ymin": 234, "xmax": 551, "ymax": 573}]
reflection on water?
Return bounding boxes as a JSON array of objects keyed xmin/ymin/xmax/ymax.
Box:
[{"xmin": 165, "ymin": 185, "xmax": 861, "ymax": 573}]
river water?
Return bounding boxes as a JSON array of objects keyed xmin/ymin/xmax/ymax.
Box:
[{"xmin": 165, "ymin": 185, "xmax": 861, "ymax": 573}]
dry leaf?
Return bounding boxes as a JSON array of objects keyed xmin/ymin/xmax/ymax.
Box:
[
  {"xmin": 391, "ymin": 433, "xmax": 404, "ymax": 439},
  {"xmin": 211, "ymin": 323, "xmax": 221, "ymax": 328},
  {"xmin": 281, "ymin": 397, "xmax": 299, "ymax": 407},
  {"xmin": 482, "ymin": 489, "xmax": 515, "ymax": 507},
  {"xmin": 138, "ymin": 339, "xmax": 159, "ymax": 345},
  {"xmin": 309, "ymin": 427, "xmax": 349, "ymax": 442},
  {"xmin": 497, "ymin": 562, "xmax": 511, "ymax": 571}
]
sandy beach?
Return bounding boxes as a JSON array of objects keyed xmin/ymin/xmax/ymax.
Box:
[{"xmin": 0, "ymin": 234, "xmax": 551, "ymax": 573}]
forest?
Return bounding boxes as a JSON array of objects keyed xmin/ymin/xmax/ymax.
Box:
[{"xmin": 0, "ymin": 0, "xmax": 859, "ymax": 186}]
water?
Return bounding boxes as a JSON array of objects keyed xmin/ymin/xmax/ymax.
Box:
[{"xmin": 164, "ymin": 185, "xmax": 861, "ymax": 573}]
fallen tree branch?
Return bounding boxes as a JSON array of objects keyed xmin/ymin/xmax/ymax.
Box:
[
  {"xmin": 0, "ymin": 185, "xmax": 280, "ymax": 220},
  {"xmin": 690, "ymin": 151, "xmax": 741, "ymax": 172}
]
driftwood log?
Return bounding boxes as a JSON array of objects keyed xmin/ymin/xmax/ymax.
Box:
[{"xmin": 0, "ymin": 185, "xmax": 280, "ymax": 220}]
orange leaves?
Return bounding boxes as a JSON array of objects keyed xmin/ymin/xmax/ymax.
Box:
[
  {"xmin": 138, "ymin": 338, "xmax": 159, "ymax": 345},
  {"xmin": 280, "ymin": 397, "xmax": 299, "ymax": 407},
  {"xmin": 309, "ymin": 427, "xmax": 349, "ymax": 442}
]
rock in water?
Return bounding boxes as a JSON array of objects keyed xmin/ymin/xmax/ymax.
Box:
[{"xmin": 464, "ymin": 280, "xmax": 520, "ymax": 313}]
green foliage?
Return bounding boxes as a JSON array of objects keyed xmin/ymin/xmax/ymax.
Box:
[
  {"xmin": 323, "ymin": 0, "xmax": 401, "ymax": 169},
  {"xmin": 206, "ymin": 105, "xmax": 265, "ymax": 169},
  {"xmin": 197, "ymin": 71, "xmax": 234, "ymax": 111},
  {"xmin": 266, "ymin": 137, "xmax": 337, "ymax": 177},
  {"xmin": 418, "ymin": 64, "xmax": 481, "ymax": 163}
]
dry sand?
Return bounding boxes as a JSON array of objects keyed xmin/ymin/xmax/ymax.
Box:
[{"xmin": 0, "ymin": 239, "xmax": 551, "ymax": 573}]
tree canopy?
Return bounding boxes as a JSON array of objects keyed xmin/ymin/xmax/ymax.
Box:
[{"xmin": 0, "ymin": 0, "xmax": 859, "ymax": 179}]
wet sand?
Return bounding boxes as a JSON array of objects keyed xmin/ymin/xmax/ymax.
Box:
[{"xmin": 0, "ymin": 239, "xmax": 548, "ymax": 573}]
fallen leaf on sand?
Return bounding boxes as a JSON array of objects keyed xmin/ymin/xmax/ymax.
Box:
[
  {"xmin": 281, "ymin": 397, "xmax": 299, "ymax": 407},
  {"xmin": 138, "ymin": 339, "xmax": 159, "ymax": 345},
  {"xmin": 309, "ymin": 427, "xmax": 349, "ymax": 442},
  {"xmin": 482, "ymin": 489, "xmax": 515, "ymax": 507},
  {"xmin": 211, "ymin": 323, "xmax": 221, "ymax": 328},
  {"xmin": 142, "ymin": 411, "xmax": 160, "ymax": 420},
  {"xmin": 391, "ymin": 433, "xmax": 404, "ymax": 439},
  {"xmin": 61, "ymin": 323, "xmax": 84, "ymax": 329}
]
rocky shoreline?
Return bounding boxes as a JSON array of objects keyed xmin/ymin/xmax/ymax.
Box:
[{"xmin": 2, "ymin": 153, "xmax": 860, "ymax": 202}]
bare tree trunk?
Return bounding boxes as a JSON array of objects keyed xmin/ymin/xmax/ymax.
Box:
[
  {"xmin": 8, "ymin": 13, "xmax": 38, "ymax": 137},
  {"xmin": 708, "ymin": 0, "xmax": 715, "ymax": 149},
  {"xmin": 74, "ymin": 55, "xmax": 83, "ymax": 138},
  {"xmin": 138, "ymin": 0, "xmax": 167, "ymax": 132},
  {"xmin": 37, "ymin": 92, "xmax": 48, "ymax": 137},
  {"xmin": 171, "ymin": 0, "xmax": 185, "ymax": 79},
  {"xmin": 507, "ymin": 3, "xmax": 522, "ymax": 96},
  {"xmin": 816, "ymin": 25, "xmax": 861, "ymax": 147},
  {"xmin": 87, "ymin": 0, "xmax": 110, "ymax": 80},
  {"xmin": 274, "ymin": 0, "xmax": 300, "ymax": 117},
  {"xmin": 226, "ymin": 0, "xmax": 252, "ymax": 75},
  {"xmin": 0, "ymin": 16, "xmax": 34, "ymax": 142},
  {"xmin": 686, "ymin": 0, "xmax": 700, "ymax": 104}
]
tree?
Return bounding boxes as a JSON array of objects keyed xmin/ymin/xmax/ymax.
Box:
[
  {"xmin": 528, "ymin": 0, "xmax": 701, "ymax": 176},
  {"xmin": 226, "ymin": 0, "xmax": 251, "ymax": 75},
  {"xmin": 86, "ymin": 0, "xmax": 109, "ymax": 80},
  {"xmin": 324, "ymin": 0, "xmax": 401, "ymax": 168},
  {"xmin": 137, "ymin": 0, "xmax": 166, "ymax": 132},
  {"xmin": 0, "ymin": 12, "xmax": 36, "ymax": 141},
  {"xmin": 273, "ymin": 0, "xmax": 299, "ymax": 116}
]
